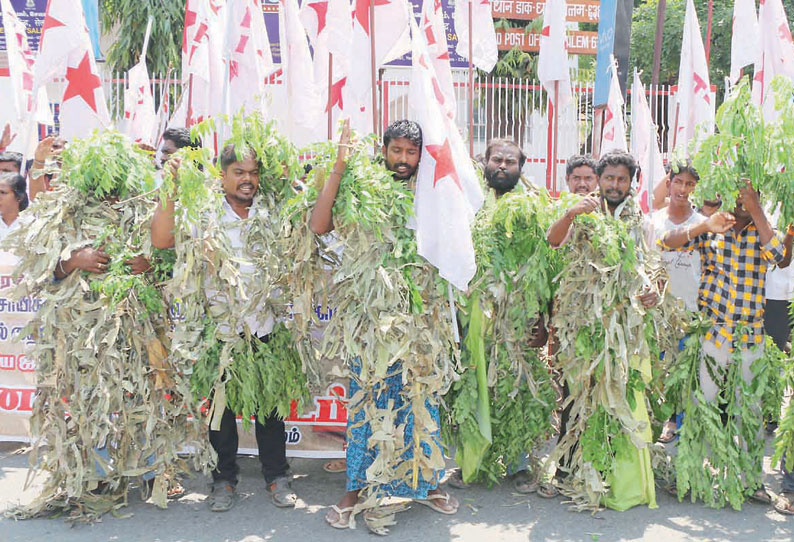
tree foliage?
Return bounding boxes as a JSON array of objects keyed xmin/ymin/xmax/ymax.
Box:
[
  {"xmin": 100, "ymin": 0, "xmax": 185, "ymax": 75},
  {"xmin": 630, "ymin": 0, "xmax": 794, "ymax": 90}
]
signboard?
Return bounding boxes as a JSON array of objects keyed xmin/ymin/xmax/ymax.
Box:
[
  {"xmin": 0, "ymin": 0, "xmax": 46, "ymax": 53},
  {"xmin": 262, "ymin": 0, "xmax": 281, "ymax": 64},
  {"xmin": 496, "ymin": 28, "xmax": 598, "ymax": 54},
  {"xmin": 492, "ymin": 0, "xmax": 600, "ymax": 23},
  {"xmin": 386, "ymin": 0, "xmax": 468, "ymax": 68}
]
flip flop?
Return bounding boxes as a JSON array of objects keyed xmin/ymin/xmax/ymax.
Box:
[
  {"xmin": 750, "ymin": 487, "xmax": 774, "ymax": 505},
  {"xmin": 323, "ymin": 459, "xmax": 347, "ymax": 474},
  {"xmin": 775, "ymin": 493, "xmax": 794, "ymax": 515},
  {"xmin": 536, "ymin": 483, "xmax": 559, "ymax": 499},
  {"xmin": 325, "ymin": 505, "xmax": 353, "ymax": 529},
  {"xmin": 416, "ymin": 491, "xmax": 459, "ymax": 515}
]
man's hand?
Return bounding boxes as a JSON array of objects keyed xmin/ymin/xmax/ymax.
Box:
[
  {"xmin": 528, "ymin": 318, "xmax": 549, "ymax": 348},
  {"xmin": 738, "ymin": 178, "xmax": 763, "ymax": 217},
  {"xmin": 568, "ymin": 195, "xmax": 600, "ymax": 217},
  {"xmin": 705, "ymin": 211, "xmax": 736, "ymax": 234},
  {"xmin": 167, "ymin": 156, "xmax": 182, "ymax": 182},
  {"xmin": 0, "ymin": 123, "xmax": 16, "ymax": 151},
  {"xmin": 33, "ymin": 136, "xmax": 57, "ymax": 163},
  {"xmin": 70, "ymin": 247, "xmax": 110, "ymax": 274},
  {"xmin": 334, "ymin": 119, "xmax": 351, "ymax": 169},
  {"xmin": 125, "ymin": 255, "xmax": 151, "ymax": 275},
  {"xmin": 638, "ymin": 288, "xmax": 659, "ymax": 308}
]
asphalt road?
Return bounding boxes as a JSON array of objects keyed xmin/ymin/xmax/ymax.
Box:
[{"xmin": 0, "ymin": 441, "xmax": 792, "ymax": 542}]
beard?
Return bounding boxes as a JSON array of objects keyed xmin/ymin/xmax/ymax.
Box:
[{"xmin": 485, "ymin": 168, "xmax": 520, "ymax": 192}]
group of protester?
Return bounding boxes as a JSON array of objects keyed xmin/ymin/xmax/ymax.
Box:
[{"xmin": 1, "ymin": 113, "xmax": 793, "ymax": 531}]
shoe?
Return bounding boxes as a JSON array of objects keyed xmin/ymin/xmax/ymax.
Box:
[
  {"xmin": 207, "ymin": 482, "xmax": 236, "ymax": 512},
  {"xmin": 267, "ymin": 475, "xmax": 297, "ymax": 508},
  {"xmin": 446, "ymin": 469, "xmax": 470, "ymax": 489}
]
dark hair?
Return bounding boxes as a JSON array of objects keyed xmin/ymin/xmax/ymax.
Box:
[
  {"xmin": 669, "ymin": 159, "xmax": 700, "ymax": 181},
  {"xmin": 0, "ymin": 152, "xmax": 23, "ymax": 172},
  {"xmin": 0, "ymin": 173, "xmax": 29, "ymax": 211},
  {"xmin": 162, "ymin": 127, "xmax": 197, "ymax": 150},
  {"xmin": 565, "ymin": 154, "xmax": 597, "ymax": 177},
  {"xmin": 219, "ymin": 143, "xmax": 260, "ymax": 171},
  {"xmin": 485, "ymin": 139, "xmax": 526, "ymax": 169},
  {"xmin": 383, "ymin": 120, "xmax": 422, "ymax": 149},
  {"xmin": 596, "ymin": 150, "xmax": 638, "ymax": 180}
]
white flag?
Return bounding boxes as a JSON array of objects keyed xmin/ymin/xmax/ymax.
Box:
[
  {"xmin": 34, "ymin": 0, "xmax": 110, "ymax": 140},
  {"xmin": 409, "ymin": 20, "xmax": 484, "ymax": 290},
  {"xmin": 279, "ymin": 0, "xmax": 324, "ymax": 146},
  {"xmin": 730, "ymin": 0, "xmax": 760, "ymax": 84},
  {"xmin": 454, "ymin": 0, "xmax": 498, "ymax": 72},
  {"xmin": 600, "ymin": 59, "xmax": 627, "ymax": 156},
  {"xmin": 123, "ymin": 19, "xmax": 157, "ymax": 145},
  {"xmin": 223, "ymin": 0, "xmax": 275, "ymax": 117},
  {"xmin": 182, "ymin": 0, "xmax": 226, "ymax": 126},
  {"xmin": 348, "ymin": 0, "xmax": 411, "ymax": 112},
  {"xmin": 674, "ymin": 0, "xmax": 714, "ymax": 155},
  {"xmin": 422, "ymin": 0, "xmax": 456, "ymax": 120},
  {"xmin": 537, "ymin": 0, "xmax": 572, "ymax": 107},
  {"xmin": 630, "ymin": 71, "xmax": 665, "ymax": 214},
  {"xmin": 752, "ymin": 0, "xmax": 794, "ymax": 119}
]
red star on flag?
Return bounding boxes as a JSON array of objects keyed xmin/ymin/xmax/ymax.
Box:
[
  {"xmin": 39, "ymin": 12, "xmax": 65, "ymax": 48},
  {"xmin": 354, "ymin": 0, "xmax": 391, "ymax": 35},
  {"xmin": 63, "ymin": 52, "xmax": 102, "ymax": 113},
  {"xmin": 309, "ymin": 1, "xmax": 329, "ymax": 35},
  {"xmin": 541, "ymin": 25, "xmax": 550, "ymax": 37},
  {"xmin": 183, "ymin": 6, "xmax": 197, "ymax": 54},
  {"xmin": 426, "ymin": 139, "xmax": 462, "ymax": 191},
  {"xmin": 326, "ymin": 77, "xmax": 347, "ymax": 112}
]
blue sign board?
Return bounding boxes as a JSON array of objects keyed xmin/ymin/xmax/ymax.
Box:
[{"xmin": 593, "ymin": 0, "xmax": 616, "ymax": 108}]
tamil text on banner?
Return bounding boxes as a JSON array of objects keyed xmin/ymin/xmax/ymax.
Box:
[{"xmin": 0, "ymin": 253, "xmax": 38, "ymax": 443}]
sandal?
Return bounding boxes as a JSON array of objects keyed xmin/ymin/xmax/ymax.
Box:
[
  {"xmin": 512, "ymin": 472, "xmax": 538, "ymax": 495},
  {"xmin": 658, "ymin": 420, "xmax": 677, "ymax": 444},
  {"xmin": 267, "ymin": 475, "xmax": 297, "ymax": 508},
  {"xmin": 447, "ymin": 470, "xmax": 470, "ymax": 490},
  {"xmin": 325, "ymin": 505, "xmax": 353, "ymax": 529},
  {"xmin": 775, "ymin": 492, "xmax": 794, "ymax": 515},
  {"xmin": 750, "ymin": 487, "xmax": 774, "ymax": 505},
  {"xmin": 416, "ymin": 490, "xmax": 459, "ymax": 515},
  {"xmin": 323, "ymin": 458, "xmax": 347, "ymax": 474},
  {"xmin": 207, "ymin": 482, "xmax": 236, "ymax": 512},
  {"xmin": 536, "ymin": 482, "xmax": 559, "ymax": 499}
]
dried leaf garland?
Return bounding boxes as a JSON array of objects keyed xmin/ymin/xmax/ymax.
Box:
[
  {"xmin": 280, "ymin": 135, "xmax": 457, "ymax": 527},
  {"xmin": 2, "ymin": 131, "xmax": 210, "ymax": 520},
  {"xmin": 549, "ymin": 196, "xmax": 685, "ymax": 511}
]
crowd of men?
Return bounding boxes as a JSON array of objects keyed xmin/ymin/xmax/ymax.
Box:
[{"xmin": 1, "ymin": 116, "xmax": 793, "ymax": 527}]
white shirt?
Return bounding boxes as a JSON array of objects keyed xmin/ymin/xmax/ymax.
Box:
[
  {"xmin": 0, "ymin": 218, "xmax": 20, "ymax": 265},
  {"xmin": 651, "ymin": 209, "xmax": 704, "ymax": 312},
  {"xmin": 204, "ymin": 197, "xmax": 275, "ymax": 338}
]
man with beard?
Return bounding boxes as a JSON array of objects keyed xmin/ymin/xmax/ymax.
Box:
[
  {"xmin": 152, "ymin": 143, "xmax": 297, "ymax": 512},
  {"xmin": 482, "ymin": 139, "xmax": 525, "ymax": 197},
  {"xmin": 311, "ymin": 120, "xmax": 460, "ymax": 530}
]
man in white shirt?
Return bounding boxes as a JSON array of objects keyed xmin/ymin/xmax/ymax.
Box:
[{"xmin": 151, "ymin": 144, "xmax": 294, "ymax": 512}]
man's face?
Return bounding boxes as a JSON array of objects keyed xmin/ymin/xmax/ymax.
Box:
[
  {"xmin": 0, "ymin": 161, "xmax": 18, "ymax": 174},
  {"xmin": 599, "ymin": 164, "xmax": 632, "ymax": 206},
  {"xmin": 566, "ymin": 165, "xmax": 598, "ymax": 196},
  {"xmin": 221, "ymin": 155, "xmax": 260, "ymax": 204},
  {"xmin": 667, "ymin": 171, "xmax": 698, "ymax": 207},
  {"xmin": 383, "ymin": 137, "xmax": 420, "ymax": 180},
  {"xmin": 0, "ymin": 182, "xmax": 18, "ymax": 219},
  {"xmin": 160, "ymin": 139, "xmax": 179, "ymax": 163},
  {"xmin": 484, "ymin": 144, "xmax": 521, "ymax": 192}
]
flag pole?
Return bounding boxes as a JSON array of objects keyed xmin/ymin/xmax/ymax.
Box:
[
  {"xmin": 468, "ymin": 0, "xmax": 474, "ymax": 157},
  {"xmin": 552, "ymin": 80, "xmax": 559, "ymax": 193},
  {"xmin": 705, "ymin": 0, "xmax": 713, "ymax": 64},
  {"xmin": 369, "ymin": 0, "xmax": 378, "ymax": 136},
  {"xmin": 327, "ymin": 53, "xmax": 333, "ymax": 140},
  {"xmin": 186, "ymin": 73, "xmax": 195, "ymax": 128}
]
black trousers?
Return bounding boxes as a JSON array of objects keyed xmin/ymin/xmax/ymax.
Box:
[
  {"xmin": 209, "ymin": 334, "xmax": 289, "ymax": 485},
  {"xmin": 764, "ymin": 299, "xmax": 792, "ymax": 352},
  {"xmin": 209, "ymin": 406, "xmax": 289, "ymax": 485}
]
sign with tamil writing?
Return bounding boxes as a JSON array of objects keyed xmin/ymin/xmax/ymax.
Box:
[
  {"xmin": 492, "ymin": 0, "xmax": 600, "ymax": 23},
  {"xmin": 496, "ymin": 28, "xmax": 598, "ymax": 54}
]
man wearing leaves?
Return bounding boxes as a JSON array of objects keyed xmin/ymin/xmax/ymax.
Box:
[
  {"xmin": 661, "ymin": 180, "xmax": 791, "ymax": 512},
  {"xmin": 546, "ymin": 150, "xmax": 666, "ymax": 511},
  {"xmin": 310, "ymin": 119, "xmax": 459, "ymax": 532},
  {"xmin": 152, "ymin": 139, "xmax": 297, "ymax": 512}
]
